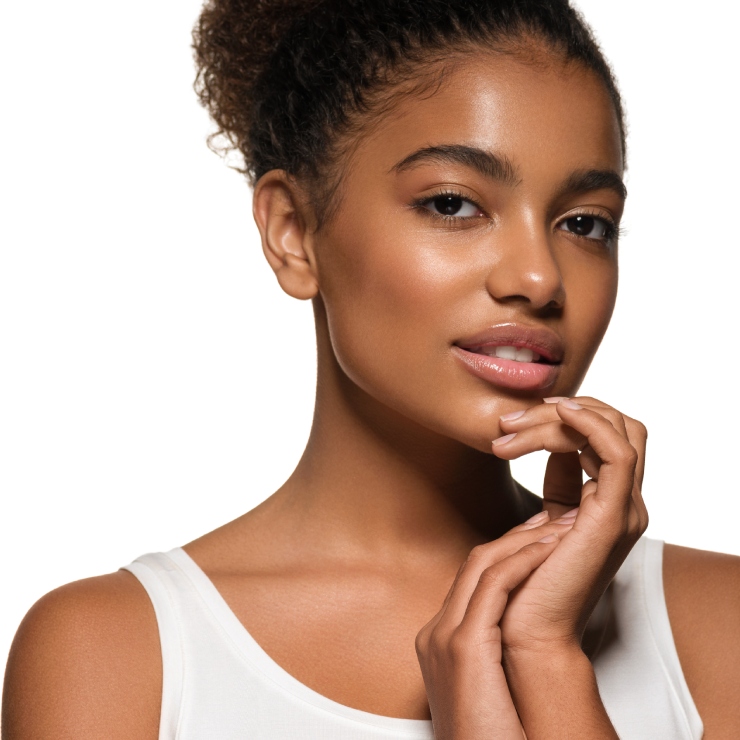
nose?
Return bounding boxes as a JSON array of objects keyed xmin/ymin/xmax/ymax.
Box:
[{"xmin": 484, "ymin": 220, "xmax": 565, "ymax": 312}]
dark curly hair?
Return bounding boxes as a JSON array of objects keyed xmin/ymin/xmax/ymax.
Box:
[{"xmin": 193, "ymin": 0, "xmax": 625, "ymax": 225}]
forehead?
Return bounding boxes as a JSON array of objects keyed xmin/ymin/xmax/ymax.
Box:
[{"xmin": 349, "ymin": 52, "xmax": 623, "ymax": 181}]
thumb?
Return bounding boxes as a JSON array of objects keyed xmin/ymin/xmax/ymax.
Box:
[{"xmin": 542, "ymin": 451, "xmax": 583, "ymax": 519}]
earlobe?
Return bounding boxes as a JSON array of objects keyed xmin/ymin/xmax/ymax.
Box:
[
  {"xmin": 252, "ymin": 171, "xmax": 319, "ymax": 301},
  {"xmin": 276, "ymin": 253, "xmax": 319, "ymax": 300}
]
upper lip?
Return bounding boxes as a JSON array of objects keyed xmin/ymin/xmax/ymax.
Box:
[{"xmin": 454, "ymin": 323, "xmax": 564, "ymax": 364}]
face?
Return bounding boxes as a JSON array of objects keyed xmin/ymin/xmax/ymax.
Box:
[{"xmin": 309, "ymin": 51, "xmax": 624, "ymax": 452}]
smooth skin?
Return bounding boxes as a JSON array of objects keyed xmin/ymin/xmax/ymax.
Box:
[{"xmin": 4, "ymin": 50, "xmax": 740, "ymax": 738}]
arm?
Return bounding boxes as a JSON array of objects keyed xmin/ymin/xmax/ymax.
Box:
[
  {"xmin": 503, "ymin": 646, "xmax": 616, "ymax": 738},
  {"xmin": 493, "ymin": 397, "xmax": 648, "ymax": 737},
  {"xmin": 2, "ymin": 571, "xmax": 161, "ymax": 739},
  {"xmin": 664, "ymin": 544, "xmax": 740, "ymax": 738},
  {"xmin": 415, "ymin": 514, "xmax": 576, "ymax": 740}
]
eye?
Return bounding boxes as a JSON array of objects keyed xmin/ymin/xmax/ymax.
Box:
[
  {"xmin": 558, "ymin": 215, "xmax": 614, "ymax": 241},
  {"xmin": 422, "ymin": 194, "xmax": 482, "ymax": 218}
]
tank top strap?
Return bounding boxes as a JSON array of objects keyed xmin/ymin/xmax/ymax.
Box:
[
  {"xmin": 589, "ymin": 537, "xmax": 704, "ymax": 739},
  {"xmin": 122, "ymin": 552, "xmax": 186, "ymax": 739},
  {"xmin": 640, "ymin": 538, "xmax": 704, "ymax": 738}
]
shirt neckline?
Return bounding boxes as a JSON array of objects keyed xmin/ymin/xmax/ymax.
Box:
[{"xmin": 166, "ymin": 546, "xmax": 435, "ymax": 737}]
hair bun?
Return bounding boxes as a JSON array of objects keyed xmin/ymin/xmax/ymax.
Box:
[
  {"xmin": 193, "ymin": 0, "xmax": 324, "ymax": 169},
  {"xmin": 194, "ymin": 0, "xmax": 624, "ymax": 229}
]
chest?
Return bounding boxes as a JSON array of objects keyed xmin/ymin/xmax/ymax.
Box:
[{"xmin": 210, "ymin": 568, "xmax": 452, "ymax": 719}]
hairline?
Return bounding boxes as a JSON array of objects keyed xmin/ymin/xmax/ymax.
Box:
[{"xmin": 289, "ymin": 39, "xmax": 625, "ymax": 232}]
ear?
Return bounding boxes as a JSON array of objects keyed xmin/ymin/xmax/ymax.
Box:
[{"xmin": 252, "ymin": 171, "xmax": 319, "ymax": 300}]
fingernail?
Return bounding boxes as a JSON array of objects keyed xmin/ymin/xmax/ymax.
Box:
[
  {"xmin": 500, "ymin": 410, "xmax": 525, "ymax": 421},
  {"xmin": 523, "ymin": 510, "xmax": 549, "ymax": 525},
  {"xmin": 554, "ymin": 520, "xmax": 575, "ymax": 529},
  {"xmin": 544, "ymin": 397, "xmax": 566, "ymax": 404},
  {"xmin": 538, "ymin": 533, "xmax": 559, "ymax": 543},
  {"xmin": 560, "ymin": 399, "xmax": 583, "ymax": 410},
  {"xmin": 492, "ymin": 433, "xmax": 517, "ymax": 447},
  {"xmin": 559, "ymin": 507, "xmax": 579, "ymax": 520}
]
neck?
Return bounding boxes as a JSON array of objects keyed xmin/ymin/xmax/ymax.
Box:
[{"xmin": 268, "ymin": 320, "xmax": 539, "ymax": 564}]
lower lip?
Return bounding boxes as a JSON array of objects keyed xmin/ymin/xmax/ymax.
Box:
[{"xmin": 452, "ymin": 347, "xmax": 560, "ymax": 391}]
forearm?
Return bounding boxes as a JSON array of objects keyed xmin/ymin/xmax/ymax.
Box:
[{"xmin": 504, "ymin": 646, "xmax": 617, "ymax": 739}]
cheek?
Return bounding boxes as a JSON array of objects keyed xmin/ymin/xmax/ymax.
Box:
[
  {"xmin": 561, "ymin": 259, "xmax": 618, "ymax": 389},
  {"xmin": 316, "ymin": 218, "xmax": 461, "ymax": 399}
]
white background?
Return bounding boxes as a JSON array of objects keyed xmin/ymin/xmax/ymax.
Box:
[{"xmin": 2, "ymin": 0, "xmax": 738, "ymax": 673}]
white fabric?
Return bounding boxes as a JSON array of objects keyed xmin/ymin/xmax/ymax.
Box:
[{"xmin": 122, "ymin": 536, "xmax": 703, "ymax": 739}]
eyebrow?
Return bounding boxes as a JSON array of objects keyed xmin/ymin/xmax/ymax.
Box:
[
  {"xmin": 561, "ymin": 169, "xmax": 627, "ymax": 201},
  {"xmin": 390, "ymin": 144, "xmax": 521, "ymax": 187},
  {"xmin": 391, "ymin": 145, "xmax": 626, "ymax": 201}
]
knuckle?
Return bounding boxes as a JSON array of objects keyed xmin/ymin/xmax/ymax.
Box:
[
  {"xmin": 615, "ymin": 520, "xmax": 631, "ymax": 542},
  {"xmin": 467, "ymin": 544, "xmax": 488, "ymax": 564},
  {"xmin": 427, "ymin": 627, "xmax": 449, "ymax": 655},
  {"xmin": 623, "ymin": 416, "xmax": 647, "ymax": 438},
  {"xmin": 616, "ymin": 445, "xmax": 639, "ymax": 467},
  {"xmin": 574, "ymin": 396, "xmax": 599, "ymax": 407},
  {"xmin": 448, "ymin": 628, "xmax": 472, "ymax": 658},
  {"xmin": 414, "ymin": 630, "xmax": 428, "ymax": 656},
  {"xmin": 638, "ymin": 506, "xmax": 650, "ymax": 534},
  {"xmin": 478, "ymin": 565, "xmax": 508, "ymax": 593},
  {"xmin": 632, "ymin": 420, "xmax": 648, "ymax": 440}
]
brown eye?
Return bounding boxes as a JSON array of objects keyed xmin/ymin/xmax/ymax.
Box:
[
  {"xmin": 560, "ymin": 215, "xmax": 611, "ymax": 240},
  {"xmin": 434, "ymin": 195, "xmax": 463, "ymax": 215},
  {"xmin": 423, "ymin": 194, "xmax": 480, "ymax": 218}
]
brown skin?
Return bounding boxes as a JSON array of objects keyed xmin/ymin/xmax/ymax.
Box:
[{"xmin": 4, "ymin": 52, "xmax": 740, "ymax": 738}]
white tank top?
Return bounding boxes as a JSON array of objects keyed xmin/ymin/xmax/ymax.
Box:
[{"xmin": 123, "ymin": 537, "xmax": 703, "ymax": 739}]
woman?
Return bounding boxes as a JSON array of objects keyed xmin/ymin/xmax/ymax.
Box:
[{"xmin": 3, "ymin": 0, "xmax": 739, "ymax": 737}]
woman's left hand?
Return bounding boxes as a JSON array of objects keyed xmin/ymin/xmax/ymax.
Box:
[{"xmin": 492, "ymin": 396, "xmax": 648, "ymax": 657}]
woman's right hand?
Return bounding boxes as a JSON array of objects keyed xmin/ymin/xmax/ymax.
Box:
[{"xmin": 415, "ymin": 513, "xmax": 573, "ymax": 739}]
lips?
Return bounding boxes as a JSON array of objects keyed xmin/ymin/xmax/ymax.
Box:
[{"xmin": 452, "ymin": 323, "xmax": 563, "ymax": 392}]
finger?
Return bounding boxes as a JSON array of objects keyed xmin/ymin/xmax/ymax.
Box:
[
  {"xmin": 622, "ymin": 416, "xmax": 648, "ymax": 487},
  {"xmin": 608, "ymin": 415, "xmax": 648, "ymax": 534},
  {"xmin": 554, "ymin": 401, "xmax": 648, "ymax": 536},
  {"xmin": 579, "ymin": 445, "xmax": 601, "ymax": 480},
  {"xmin": 508, "ymin": 509, "xmax": 549, "ymax": 533},
  {"xmin": 500, "ymin": 398, "xmax": 628, "ymax": 439},
  {"xmin": 570, "ymin": 397, "xmax": 634, "ymax": 439},
  {"xmin": 542, "ymin": 451, "xmax": 583, "ymax": 516},
  {"xmin": 574, "ymin": 402, "xmax": 646, "ymax": 484},
  {"xmin": 492, "ymin": 420, "xmax": 588, "ymax": 459},
  {"xmin": 421, "ymin": 558, "xmax": 470, "ymax": 635},
  {"xmin": 460, "ymin": 535, "xmax": 561, "ymax": 634},
  {"xmin": 554, "ymin": 400, "xmax": 637, "ymax": 515},
  {"xmin": 422, "ymin": 515, "xmax": 550, "ymax": 635},
  {"xmin": 435, "ymin": 521, "xmax": 574, "ymax": 632},
  {"xmin": 441, "ymin": 509, "xmax": 552, "ymax": 612}
]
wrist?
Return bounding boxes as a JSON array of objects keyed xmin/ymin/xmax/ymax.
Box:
[
  {"xmin": 503, "ymin": 639, "xmax": 586, "ymax": 674},
  {"xmin": 504, "ymin": 641, "xmax": 593, "ymax": 698},
  {"xmin": 503, "ymin": 644, "xmax": 617, "ymax": 739}
]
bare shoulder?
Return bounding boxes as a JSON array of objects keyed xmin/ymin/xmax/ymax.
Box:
[
  {"xmin": 663, "ymin": 543, "xmax": 740, "ymax": 738},
  {"xmin": 2, "ymin": 570, "xmax": 161, "ymax": 739}
]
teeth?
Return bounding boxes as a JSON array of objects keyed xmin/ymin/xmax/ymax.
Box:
[
  {"xmin": 514, "ymin": 348, "xmax": 537, "ymax": 363},
  {"xmin": 495, "ymin": 346, "xmax": 517, "ymax": 360},
  {"xmin": 478, "ymin": 345, "xmax": 541, "ymax": 363}
]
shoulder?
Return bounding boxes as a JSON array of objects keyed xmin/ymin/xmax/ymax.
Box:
[
  {"xmin": 663, "ymin": 542, "xmax": 740, "ymax": 737},
  {"xmin": 2, "ymin": 569, "xmax": 161, "ymax": 739}
]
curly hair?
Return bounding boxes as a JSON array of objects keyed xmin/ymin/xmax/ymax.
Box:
[{"xmin": 193, "ymin": 0, "xmax": 625, "ymax": 224}]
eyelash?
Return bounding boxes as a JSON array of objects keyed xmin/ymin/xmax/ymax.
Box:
[
  {"xmin": 411, "ymin": 189, "xmax": 487, "ymax": 221},
  {"xmin": 558, "ymin": 209, "xmax": 621, "ymax": 245},
  {"xmin": 413, "ymin": 191, "xmax": 620, "ymax": 244}
]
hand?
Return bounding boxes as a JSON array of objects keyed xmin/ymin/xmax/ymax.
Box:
[
  {"xmin": 415, "ymin": 514, "xmax": 574, "ymax": 739},
  {"xmin": 493, "ymin": 396, "xmax": 648, "ymax": 657}
]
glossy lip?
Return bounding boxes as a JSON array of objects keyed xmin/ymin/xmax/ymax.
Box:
[{"xmin": 452, "ymin": 323, "xmax": 564, "ymax": 392}]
